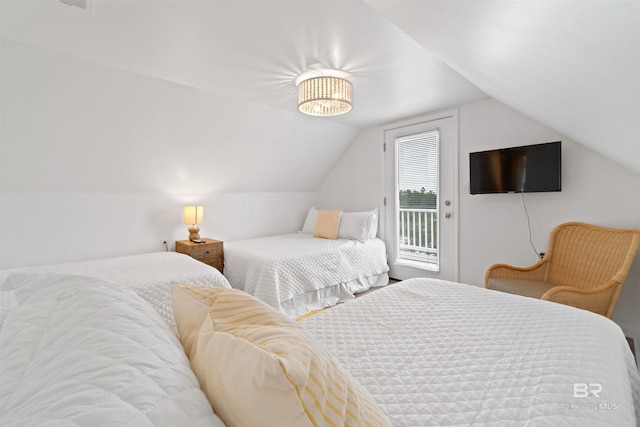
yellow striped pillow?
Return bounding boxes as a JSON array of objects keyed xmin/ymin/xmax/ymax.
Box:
[{"xmin": 171, "ymin": 284, "xmax": 391, "ymax": 427}]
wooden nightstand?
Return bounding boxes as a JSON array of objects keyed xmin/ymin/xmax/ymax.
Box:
[{"xmin": 175, "ymin": 238, "xmax": 224, "ymax": 273}]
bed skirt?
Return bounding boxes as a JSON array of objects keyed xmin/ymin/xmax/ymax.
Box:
[{"xmin": 281, "ymin": 272, "xmax": 389, "ymax": 318}]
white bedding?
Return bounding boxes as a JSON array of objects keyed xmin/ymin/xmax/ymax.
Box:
[
  {"xmin": 0, "ymin": 272, "xmax": 225, "ymax": 426},
  {"xmin": 223, "ymin": 233, "xmax": 389, "ymax": 317},
  {"xmin": 299, "ymin": 278, "xmax": 640, "ymax": 426},
  {"xmin": 0, "ymin": 252, "xmax": 231, "ymax": 329}
]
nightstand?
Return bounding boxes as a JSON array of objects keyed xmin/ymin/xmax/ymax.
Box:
[{"xmin": 175, "ymin": 238, "xmax": 224, "ymax": 273}]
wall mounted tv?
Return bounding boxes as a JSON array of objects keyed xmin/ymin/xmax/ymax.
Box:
[{"xmin": 469, "ymin": 141, "xmax": 561, "ymax": 194}]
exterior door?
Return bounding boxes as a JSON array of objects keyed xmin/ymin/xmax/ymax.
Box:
[{"xmin": 384, "ymin": 110, "xmax": 458, "ymax": 281}]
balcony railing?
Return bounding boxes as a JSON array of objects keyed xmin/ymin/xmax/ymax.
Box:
[{"xmin": 398, "ymin": 207, "xmax": 438, "ymax": 264}]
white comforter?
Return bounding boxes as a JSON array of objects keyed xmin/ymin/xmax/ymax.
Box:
[
  {"xmin": 300, "ymin": 278, "xmax": 640, "ymax": 426},
  {"xmin": 0, "ymin": 272, "xmax": 225, "ymax": 426},
  {"xmin": 224, "ymin": 233, "xmax": 389, "ymax": 316},
  {"xmin": 0, "ymin": 252, "xmax": 231, "ymax": 329}
]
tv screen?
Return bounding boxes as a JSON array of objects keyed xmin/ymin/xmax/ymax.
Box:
[{"xmin": 469, "ymin": 141, "xmax": 561, "ymax": 194}]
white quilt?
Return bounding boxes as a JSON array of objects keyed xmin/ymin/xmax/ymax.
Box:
[
  {"xmin": 0, "ymin": 272, "xmax": 225, "ymax": 426},
  {"xmin": 0, "ymin": 252, "xmax": 231, "ymax": 329},
  {"xmin": 300, "ymin": 278, "xmax": 640, "ymax": 426},
  {"xmin": 224, "ymin": 233, "xmax": 389, "ymax": 315}
]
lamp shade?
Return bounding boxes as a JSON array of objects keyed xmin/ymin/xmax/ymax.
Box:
[
  {"xmin": 184, "ymin": 206, "xmax": 203, "ymax": 225},
  {"xmin": 297, "ymin": 75, "xmax": 352, "ymax": 116}
]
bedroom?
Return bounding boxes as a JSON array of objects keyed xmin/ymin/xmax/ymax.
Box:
[{"xmin": 1, "ymin": 1, "xmax": 639, "ymax": 425}]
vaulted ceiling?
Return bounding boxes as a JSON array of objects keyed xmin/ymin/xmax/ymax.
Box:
[
  {"xmin": 366, "ymin": 0, "xmax": 640, "ymax": 175},
  {"xmin": 1, "ymin": 0, "xmax": 638, "ymax": 193}
]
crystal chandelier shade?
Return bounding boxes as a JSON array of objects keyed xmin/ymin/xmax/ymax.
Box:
[{"xmin": 297, "ymin": 76, "xmax": 352, "ymax": 116}]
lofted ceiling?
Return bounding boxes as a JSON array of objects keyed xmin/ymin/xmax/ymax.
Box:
[
  {"xmin": 0, "ymin": 0, "xmax": 486, "ymax": 129},
  {"xmin": 1, "ymin": 0, "xmax": 638, "ymax": 194},
  {"xmin": 365, "ymin": 0, "xmax": 640, "ymax": 175}
]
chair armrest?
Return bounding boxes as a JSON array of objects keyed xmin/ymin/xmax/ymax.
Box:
[
  {"xmin": 484, "ymin": 259, "xmax": 548, "ymax": 287},
  {"xmin": 542, "ymin": 281, "xmax": 620, "ymax": 318}
]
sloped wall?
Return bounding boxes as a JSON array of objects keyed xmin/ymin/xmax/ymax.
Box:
[
  {"xmin": 0, "ymin": 40, "xmax": 355, "ymax": 268},
  {"xmin": 1, "ymin": 40, "xmax": 357, "ymax": 194},
  {"xmin": 316, "ymin": 98, "xmax": 640, "ymax": 340}
]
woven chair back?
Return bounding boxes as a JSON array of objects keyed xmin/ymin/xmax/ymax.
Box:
[{"xmin": 546, "ymin": 222, "xmax": 640, "ymax": 290}]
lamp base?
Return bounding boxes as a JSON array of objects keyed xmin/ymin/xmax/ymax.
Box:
[{"xmin": 188, "ymin": 225, "xmax": 200, "ymax": 242}]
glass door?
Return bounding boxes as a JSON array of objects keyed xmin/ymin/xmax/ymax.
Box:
[{"xmin": 384, "ymin": 111, "xmax": 458, "ymax": 281}]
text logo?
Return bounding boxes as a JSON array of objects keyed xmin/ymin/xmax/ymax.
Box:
[{"xmin": 573, "ymin": 383, "xmax": 602, "ymax": 398}]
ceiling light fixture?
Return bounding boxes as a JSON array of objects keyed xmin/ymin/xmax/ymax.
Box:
[{"xmin": 296, "ymin": 70, "xmax": 352, "ymax": 117}]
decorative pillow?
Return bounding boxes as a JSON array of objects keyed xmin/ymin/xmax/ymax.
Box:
[
  {"xmin": 301, "ymin": 206, "xmax": 318, "ymax": 233},
  {"xmin": 313, "ymin": 209, "xmax": 342, "ymax": 239},
  {"xmin": 171, "ymin": 285, "xmax": 392, "ymax": 427},
  {"xmin": 338, "ymin": 208, "xmax": 379, "ymax": 242}
]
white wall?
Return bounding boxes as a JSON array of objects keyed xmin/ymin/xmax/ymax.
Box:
[
  {"xmin": 316, "ymin": 98, "xmax": 640, "ymax": 339},
  {"xmin": 0, "ymin": 192, "xmax": 313, "ymax": 269},
  {"xmin": 0, "ymin": 40, "xmax": 326, "ymax": 268},
  {"xmin": 0, "ymin": 40, "xmax": 357, "ymax": 195},
  {"xmin": 314, "ymin": 126, "xmax": 385, "ymax": 218}
]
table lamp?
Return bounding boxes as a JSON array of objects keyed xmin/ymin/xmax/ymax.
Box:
[{"xmin": 183, "ymin": 205, "xmax": 204, "ymax": 242}]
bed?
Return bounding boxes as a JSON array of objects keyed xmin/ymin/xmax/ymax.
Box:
[
  {"xmin": 0, "ymin": 252, "xmax": 231, "ymax": 426},
  {"xmin": 223, "ymin": 208, "xmax": 389, "ymax": 317},
  {"xmin": 0, "ymin": 252, "xmax": 231, "ymax": 330},
  {"xmin": 224, "ymin": 233, "xmax": 389, "ymax": 317},
  {"xmin": 298, "ymin": 278, "xmax": 640, "ymax": 426},
  {"xmin": 1, "ymin": 255, "xmax": 638, "ymax": 426}
]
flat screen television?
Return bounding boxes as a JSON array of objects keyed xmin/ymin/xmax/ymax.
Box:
[{"xmin": 469, "ymin": 141, "xmax": 561, "ymax": 194}]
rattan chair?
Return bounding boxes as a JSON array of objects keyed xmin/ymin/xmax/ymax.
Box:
[{"xmin": 485, "ymin": 222, "xmax": 640, "ymax": 318}]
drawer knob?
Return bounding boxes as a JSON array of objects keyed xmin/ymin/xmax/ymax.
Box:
[{"xmin": 205, "ymin": 251, "xmax": 210, "ymax": 255}]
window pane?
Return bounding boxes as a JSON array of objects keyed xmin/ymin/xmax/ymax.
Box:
[{"xmin": 396, "ymin": 130, "xmax": 439, "ymax": 265}]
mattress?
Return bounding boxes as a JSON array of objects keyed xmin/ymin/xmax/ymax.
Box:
[
  {"xmin": 0, "ymin": 252, "xmax": 231, "ymax": 329},
  {"xmin": 299, "ymin": 278, "xmax": 640, "ymax": 426},
  {"xmin": 0, "ymin": 272, "xmax": 225, "ymax": 426},
  {"xmin": 223, "ymin": 233, "xmax": 389, "ymax": 317}
]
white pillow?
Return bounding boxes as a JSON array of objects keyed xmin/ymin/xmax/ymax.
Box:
[
  {"xmin": 301, "ymin": 206, "xmax": 317, "ymax": 233},
  {"xmin": 367, "ymin": 207, "xmax": 379, "ymax": 239},
  {"xmin": 338, "ymin": 208, "xmax": 378, "ymax": 242}
]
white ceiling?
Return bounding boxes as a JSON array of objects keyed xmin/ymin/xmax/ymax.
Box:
[
  {"xmin": 1, "ymin": 0, "xmax": 638, "ymax": 184},
  {"xmin": 365, "ymin": 0, "xmax": 640, "ymax": 174},
  {"xmin": 0, "ymin": 0, "xmax": 487, "ymax": 128}
]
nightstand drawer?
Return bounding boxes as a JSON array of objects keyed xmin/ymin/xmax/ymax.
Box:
[
  {"xmin": 175, "ymin": 238, "xmax": 224, "ymax": 274},
  {"xmin": 190, "ymin": 244, "xmax": 222, "ymax": 262}
]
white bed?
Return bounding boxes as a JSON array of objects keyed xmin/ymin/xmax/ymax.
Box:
[
  {"xmin": 0, "ymin": 253, "xmax": 231, "ymax": 426},
  {"xmin": 299, "ymin": 278, "xmax": 640, "ymax": 426},
  {"xmin": 0, "ymin": 252, "xmax": 231, "ymax": 329},
  {"xmin": 224, "ymin": 232, "xmax": 389, "ymax": 317}
]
